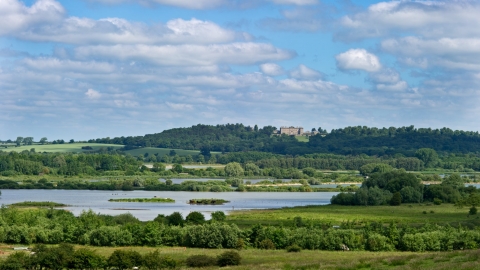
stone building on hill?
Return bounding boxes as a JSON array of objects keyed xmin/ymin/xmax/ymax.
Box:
[{"xmin": 279, "ymin": 126, "xmax": 304, "ymax": 135}]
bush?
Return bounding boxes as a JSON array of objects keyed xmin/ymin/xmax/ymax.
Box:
[
  {"xmin": 186, "ymin": 211, "xmax": 205, "ymax": 225},
  {"xmin": 211, "ymin": 211, "xmax": 226, "ymax": 222},
  {"xmin": 258, "ymin": 239, "xmax": 276, "ymax": 250},
  {"xmin": 433, "ymin": 198, "xmax": 442, "ymax": 205},
  {"xmin": 217, "ymin": 251, "xmax": 241, "ymax": 267},
  {"xmin": 390, "ymin": 192, "xmax": 402, "ymax": 206},
  {"xmin": 236, "ymin": 238, "xmax": 246, "ymax": 250},
  {"xmin": 469, "ymin": 206, "xmax": 477, "ymax": 215},
  {"xmin": 286, "ymin": 244, "xmax": 302, "ymax": 252},
  {"xmin": 186, "ymin": 255, "xmax": 217, "ymax": 268}
]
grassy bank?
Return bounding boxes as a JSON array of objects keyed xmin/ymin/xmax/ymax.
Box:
[
  {"xmin": 2, "ymin": 245, "xmax": 479, "ymax": 270},
  {"xmin": 227, "ymin": 203, "xmax": 479, "ymax": 228},
  {"xmin": 8, "ymin": 201, "xmax": 67, "ymax": 207}
]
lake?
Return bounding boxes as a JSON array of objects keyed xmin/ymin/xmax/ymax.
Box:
[{"xmin": 0, "ymin": 190, "xmax": 338, "ymax": 221}]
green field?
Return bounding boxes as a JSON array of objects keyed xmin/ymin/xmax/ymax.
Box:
[
  {"xmin": 295, "ymin": 135, "xmax": 309, "ymax": 142},
  {"xmin": 125, "ymin": 147, "xmax": 204, "ymax": 157},
  {"xmin": 227, "ymin": 203, "xmax": 480, "ymax": 228},
  {"xmin": 0, "ymin": 143, "xmax": 210, "ymax": 157},
  {"xmin": 2, "ymin": 246, "xmax": 479, "ymax": 270},
  {"xmin": 0, "ymin": 143, "xmax": 124, "ymax": 153}
]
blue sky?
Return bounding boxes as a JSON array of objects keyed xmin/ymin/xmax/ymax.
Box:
[{"xmin": 1, "ymin": 0, "xmax": 480, "ymax": 141}]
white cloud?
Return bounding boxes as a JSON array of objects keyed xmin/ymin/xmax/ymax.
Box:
[
  {"xmin": 87, "ymin": 0, "xmax": 226, "ymax": 9},
  {"xmin": 258, "ymin": 7, "xmax": 324, "ymax": 32},
  {"xmin": 11, "ymin": 16, "xmax": 238, "ymax": 45},
  {"xmin": 376, "ymin": 81, "xmax": 408, "ymax": 92},
  {"xmin": 369, "ymin": 68, "xmax": 400, "ymax": 84},
  {"xmin": 289, "ymin": 64, "xmax": 323, "ymax": 80},
  {"xmin": 336, "ymin": 49, "xmax": 382, "ymax": 72},
  {"xmin": 85, "ymin": 89, "xmax": 101, "ymax": 99},
  {"xmin": 381, "ymin": 37, "xmax": 480, "ymax": 70},
  {"xmin": 0, "ymin": 0, "xmax": 65, "ymax": 35},
  {"xmin": 75, "ymin": 43, "xmax": 295, "ymax": 66},
  {"xmin": 337, "ymin": 1, "xmax": 480, "ymax": 41},
  {"xmin": 268, "ymin": 0, "xmax": 317, "ymax": 5},
  {"xmin": 166, "ymin": 102, "xmax": 193, "ymax": 110},
  {"xmin": 260, "ymin": 63, "xmax": 285, "ymax": 76}
]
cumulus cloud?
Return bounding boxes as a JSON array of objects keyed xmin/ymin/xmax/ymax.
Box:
[
  {"xmin": 85, "ymin": 89, "xmax": 101, "ymax": 99},
  {"xmin": 11, "ymin": 16, "xmax": 238, "ymax": 45},
  {"xmin": 381, "ymin": 37, "xmax": 480, "ymax": 70},
  {"xmin": 336, "ymin": 49, "xmax": 381, "ymax": 72},
  {"xmin": 86, "ymin": 0, "xmax": 226, "ymax": 9},
  {"xmin": 336, "ymin": 1, "xmax": 480, "ymax": 41},
  {"xmin": 0, "ymin": 0, "xmax": 65, "ymax": 35},
  {"xmin": 289, "ymin": 64, "xmax": 323, "ymax": 80},
  {"xmin": 75, "ymin": 43, "xmax": 295, "ymax": 66},
  {"xmin": 258, "ymin": 7, "xmax": 325, "ymax": 32},
  {"xmin": 260, "ymin": 63, "xmax": 285, "ymax": 76},
  {"xmin": 267, "ymin": 0, "xmax": 318, "ymax": 5}
]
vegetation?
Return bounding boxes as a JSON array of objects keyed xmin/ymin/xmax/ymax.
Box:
[
  {"xmin": 8, "ymin": 201, "xmax": 67, "ymax": 207},
  {"xmin": 188, "ymin": 199, "xmax": 230, "ymax": 205},
  {"xmin": 108, "ymin": 198, "xmax": 175, "ymax": 203}
]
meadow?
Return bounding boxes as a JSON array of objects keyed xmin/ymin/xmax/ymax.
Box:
[
  {"xmin": 1, "ymin": 245, "xmax": 479, "ymax": 270},
  {"xmin": 227, "ymin": 203, "xmax": 480, "ymax": 228}
]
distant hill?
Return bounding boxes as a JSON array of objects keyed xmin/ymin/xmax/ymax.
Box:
[{"xmin": 89, "ymin": 124, "xmax": 480, "ymax": 156}]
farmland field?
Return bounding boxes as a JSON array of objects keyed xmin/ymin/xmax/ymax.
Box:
[
  {"xmin": 0, "ymin": 143, "xmax": 123, "ymax": 153},
  {"xmin": 227, "ymin": 203, "xmax": 480, "ymax": 228}
]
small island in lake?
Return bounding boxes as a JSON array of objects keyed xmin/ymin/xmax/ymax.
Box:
[
  {"xmin": 188, "ymin": 198, "xmax": 230, "ymax": 205},
  {"xmin": 9, "ymin": 201, "xmax": 68, "ymax": 207},
  {"xmin": 108, "ymin": 198, "xmax": 175, "ymax": 203}
]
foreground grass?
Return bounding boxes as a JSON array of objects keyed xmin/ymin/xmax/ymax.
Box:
[
  {"xmin": 2, "ymin": 245, "xmax": 479, "ymax": 270},
  {"xmin": 227, "ymin": 203, "xmax": 480, "ymax": 228}
]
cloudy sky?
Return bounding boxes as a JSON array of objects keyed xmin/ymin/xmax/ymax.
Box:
[{"xmin": 1, "ymin": 0, "xmax": 480, "ymax": 140}]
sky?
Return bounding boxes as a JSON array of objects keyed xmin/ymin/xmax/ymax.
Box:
[{"xmin": 1, "ymin": 0, "xmax": 480, "ymax": 141}]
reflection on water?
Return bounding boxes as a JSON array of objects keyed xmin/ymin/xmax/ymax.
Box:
[{"xmin": 0, "ymin": 190, "xmax": 337, "ymax": 221}]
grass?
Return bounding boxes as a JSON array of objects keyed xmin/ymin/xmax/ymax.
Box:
[
  {"xmin": 8, "ymin": 201, "xmax": 67, "ymax": 207},
  {"xmin": 295, "ymin": 136, "xmax": 309, "ymax": 142},
  {"xmin": 3, "ymin": 245, "xmax": 480, "ymax": 270},
  {"xmin": 108, "ymin": 198, "xmax": 175, "ymax": 203},
  {"xmin": 227, "ymin": 203, "xmax": 480, "ymax": 227},
  {"xmin": 0, "ymin": 143, "xmax": 123, "ymax": 153}
]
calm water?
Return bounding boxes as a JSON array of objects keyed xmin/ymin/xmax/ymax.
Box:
[{"xmin": 0, "ymin": 190, "xmax": 337, "ymax": 221}]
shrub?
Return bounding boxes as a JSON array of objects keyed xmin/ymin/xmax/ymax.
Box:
[
  {"xmin": 186, "ymin": 211, "xmax": 205, "ymax": 225},
  {"xmin": 211, "ymin": 211, "xmax": 226, "ymax": 222},
  {"xmin": 286, "ymin": 244, "xmax": 302, "ymax": 252},
  {"xmin": 217, "ymin": 251, "xmax": 241, "ymax": 267},
  {"xmin": 390, "ymin": 192, "xmax": 402, "ymax": 206},
  {"xmin": 433, "ymin": 198, "xmax": 442, "ymax": 205},
  {"xmin": 258, "ymin": 239, "xmax": 276, "ymax": 250},
  {"xmin": 469, "ymin": 206, "xmax": 477, "ymax": 215},
  {"xmin": 186, "ymin": 255, "xmax": 217, "ymax": 267},
  {"xmin": 236, "ymin": 238, "xmax": 246, "ymax": 250}
]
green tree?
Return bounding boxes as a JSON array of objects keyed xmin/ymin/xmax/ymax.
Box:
[
  {"xmin": 69, "ymin": 248, "xmax": 106, "ymax": 270},
  {"xmin": 172, "ymin": 164, "xmax": 183, "ymax": 173},
  {"xmin": 186, "ymin": 211, "xmax": 206, "ymax": 225},
  {"xmin": 415, "ymin": 148, "xmax": 438, "ymax": 167},
  {"xmin": 390, "ymin": 192, "xmax": 402, "ymax": 206},
  {"xmin": 107, "ymin": 250, "xmax": 142, "ymax": 270},
  {"xmin": 211, "ymin": 211, "xmax": 226, "ymax": 222},
  {"xmin": 224, "ymin": 162, "xmax": 244, "ymax": 177},
  {"xmin": 167, "ymin": 212, "xmax": 184, "ymax": 226},
  {"xmin": 39, "ymin": 137, "xmax": 48, "ymax": 144}
]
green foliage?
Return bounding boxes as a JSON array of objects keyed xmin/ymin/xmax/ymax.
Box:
[
  {"xmin": 390, "ymin": 192, "xmax": 402, "ymax": 206},
  {"xmin": 258, "ymin": 239, "xmax": 276, "ymax": 250},
  {"xmin": 167, "ymin": 212, "xmax": 184, "ymax": 226},
  {"xmin": 9, "ymin": 201, "xmax": 67, "ymax": 207},
  {"xmin": 469, "ymin": 206, "xmax": 477, "ymax": 215},
  {"xmin": 186, "ymin": 211, "xmax": 206, "ymax": 225},
  {"xmin": 211, "ymin": 211, "xmax": 226, "ymax": 222},
  {"xmin": 286, "ymin": 244, "xmax": 302, "ymax": 252},
  {"xmin": 415, "ymin": 148, "xmax": 438, "ymax": 167},
  {"xmin": 186, "ymin": 254, "xmax": 217, "ymax": 268},
  {"xmin": 224, "ymin": 162, "xmax": 244, "ymax": 177},
  {"xmin": 69, "ymin": 248, "xmax": 106, "ymax": 270},
  {"xmin": 434, "ymin": 198, "xmax": 442, "ymax": 205},
  {"xmin": 217, "ymin": 250, "xmax": 242, "ymax": 267},
  {"xmin": 107, "ymin": 249, "xmax": 142, "ymax": 270},
  {"xmin": 142, "ymin": 250, "xmax": 176, "ymax": 269}
]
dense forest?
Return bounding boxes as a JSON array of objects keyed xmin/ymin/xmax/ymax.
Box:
[{"xmin": 88, "ymin": 124, "xmax": 480, "ymax": 156}]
